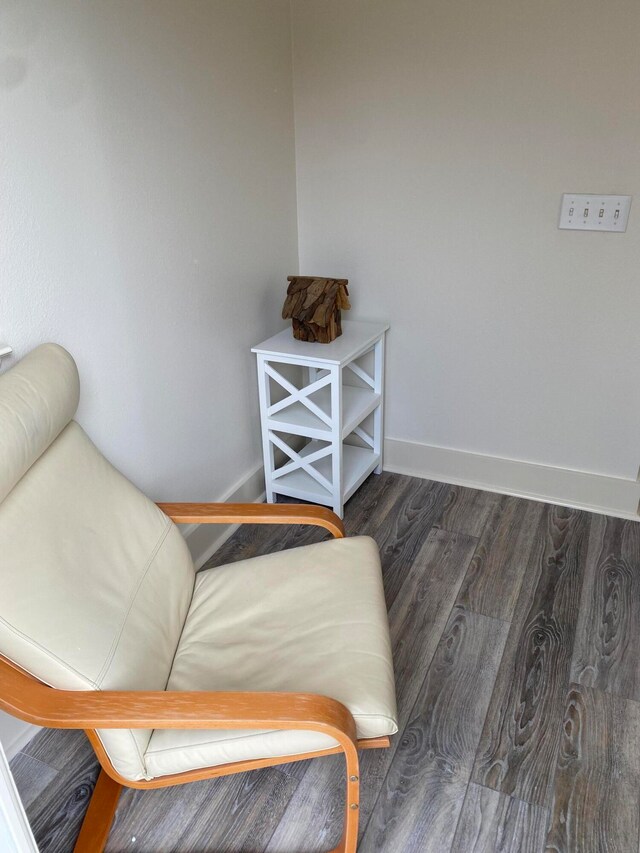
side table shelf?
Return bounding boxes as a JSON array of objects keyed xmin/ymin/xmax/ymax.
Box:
[{"xmin": 252, "ymin": 321, "xmax": 389, "ymax": 517}]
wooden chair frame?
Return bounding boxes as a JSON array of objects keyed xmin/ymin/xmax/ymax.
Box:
[{"xmin": 0, "ymin": 503, "xmax": 390, "ymax": 853}]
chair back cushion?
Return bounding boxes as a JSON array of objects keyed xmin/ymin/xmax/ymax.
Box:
[{"xmin": 0, "ymin": 345, "xmax": 195, "ymax": 780}]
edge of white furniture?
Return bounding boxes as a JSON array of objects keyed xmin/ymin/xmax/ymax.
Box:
[
  {"xmin": 251, "ymin": 320, "xmax": 390, "ymax": 366},
  {"xmin": 267, "ymin": 385, "xmax": 381, "ymax": 440},
  {"xmin": 271, "ymin": 441, "xmax": 380, "ymax": 507},
  {"xmin": 253, "ymin": 321, "xmax": 388, "ymax": 516}
]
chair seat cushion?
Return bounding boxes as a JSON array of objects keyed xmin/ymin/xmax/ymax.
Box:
[{"xmin": 144, "ymin": 535, "xmax": 397, "ymax": 779}]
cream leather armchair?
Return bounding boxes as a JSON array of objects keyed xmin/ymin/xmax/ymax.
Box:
[{"xmin": 0, "ymin": 345, "xmax": 397, "ymax": 853}]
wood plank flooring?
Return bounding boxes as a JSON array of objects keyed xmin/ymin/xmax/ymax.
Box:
[
  {"xmin": 472, "ymin": 505, "xmax": 591, "ymax": 807},
  {"xmin": 9, "ymin": 472, "xmax": 640, "ymax": 852}
]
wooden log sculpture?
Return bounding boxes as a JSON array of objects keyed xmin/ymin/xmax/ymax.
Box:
[{"xmin": 282, "ymin": 277, "xmax": 351, "ymax": 343}]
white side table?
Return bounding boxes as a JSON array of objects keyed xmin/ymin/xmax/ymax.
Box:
[{"xmin": 252, "ymin": 320, "xmax": 389, "ymax": 517}]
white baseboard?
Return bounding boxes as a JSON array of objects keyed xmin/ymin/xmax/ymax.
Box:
[
  {"xmin": 180, "ymin": 462, "xmax": 266, "ymax": 569},
  {"xmin": 385, "ymin": 437, "xmax": 640, "ymax": 521}
]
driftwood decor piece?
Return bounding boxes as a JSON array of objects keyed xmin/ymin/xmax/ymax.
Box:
[{"xmin": 282, "ymin": 276, "xmax": 351, "ymax": 343}]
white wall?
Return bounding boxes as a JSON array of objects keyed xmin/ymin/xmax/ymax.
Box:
[
  {"xmin": 291, "ymin": 0, "xmax": 640, "ymax": 491},
  {"xmin": 1, "ymin": 0, "xmax": 297, "ymax": 498},
  {"xmin": 1, "ymin": 0, "xmax": 639, "ymax": 754},
  {"xmin": 0, "ymin": 0, "xmax": 297, "ymax": 752}
]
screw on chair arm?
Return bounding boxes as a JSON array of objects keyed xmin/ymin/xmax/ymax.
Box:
[{"xmin": 156, "ymin": 502, "xmax": 345, "ymax": 538}]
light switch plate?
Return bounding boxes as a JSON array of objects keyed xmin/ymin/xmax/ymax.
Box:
[{"xmin": 559, "ymin": 194, "xmax": 631, "ymax": 232}]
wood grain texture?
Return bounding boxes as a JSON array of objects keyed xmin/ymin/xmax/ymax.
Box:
[
  {"xmin": 545, "ymin": 684, "xmax": 640, "ymax": 853},
  {"xmin": 203, "ymin": 504, "xmax": 328, "ymax": 569},
  {"xmin": 158, "ymin": 501, "xmax": 345, "ymax": 539},
  {"xmin": 360, "ymin": 606, "xmax": 509, "ymax": 852},
  {"xmin": 0, "ymin": 653, "xmax": 358, "ymax": 744},
  {"xmin": 74, "ymin": 770, "xmax": 121, "ymax": 853},
  {"xmin": 371, "ymin": 476, "xmax": 451, "ymax": 609},
  {"xmin": 359, "ymin": 528, "xmax": 481, "ymax": 829},
  {"xmin": 472, "ymin": 505, "xmax": 591, "ymax": 806},
  {"xmin": 105, "ymin": 767, "xmax": 298, "ymax": 853},
  {"xmin": 435, "ymin": 485, "xmax": 503, "ymax": 538},
  {"xmin": 23, "ymin": 744, "xmax": 100, "ymax": 853},
  {"xmin": 7, "ymin": 752, "xmax": 58, "ymax": 810},
  {"xmin": 571, "ymin": 514, "xmax": 640, "ymax": 699},
  {"xmin": 9, "ymin": 473, "xmax": 639, "ymax": 853},
  {"xmin": 204, "ymin": 472, "xmax": 416, "ymax": 572},
  {"xmin": 343, "ymin": 471, "xmax": 415, "ymax": 538},
  {"xmin": 452, "ymin": 784, "xmax": 549, "ymax": 853},
  {"xmin": 265, "ymin": 528, "xmax": 479, "ymax": 852},
  {"xmin": 457, "ymin": 496, "xmax": 545, "ymax": 621},
  {"xmin": 23, "ymin": 727, "xmax": 95, "ymax": 772}
]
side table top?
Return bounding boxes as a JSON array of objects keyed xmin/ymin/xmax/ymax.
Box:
[{"xmin": 252, "ymin": 320, "xmax": 389, "ymax": 366}]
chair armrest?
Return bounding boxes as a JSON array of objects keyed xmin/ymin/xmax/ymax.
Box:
[
  {"xmin": 157, "ymin": 502, "xmax": 345, "ymax": 539},
  {"xmin": 0, "ymin": 657, "xmax": 356, "ymax": 744}
]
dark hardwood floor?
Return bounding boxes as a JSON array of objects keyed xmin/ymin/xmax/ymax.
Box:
[{"xmin": 9, "ymin": 473, "xmax": 640, "ymax": 852}]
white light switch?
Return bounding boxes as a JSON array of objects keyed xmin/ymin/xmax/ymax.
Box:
[{"xmin": 559, "ymin": 194, "xmax": 631, "ymax": 232}]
